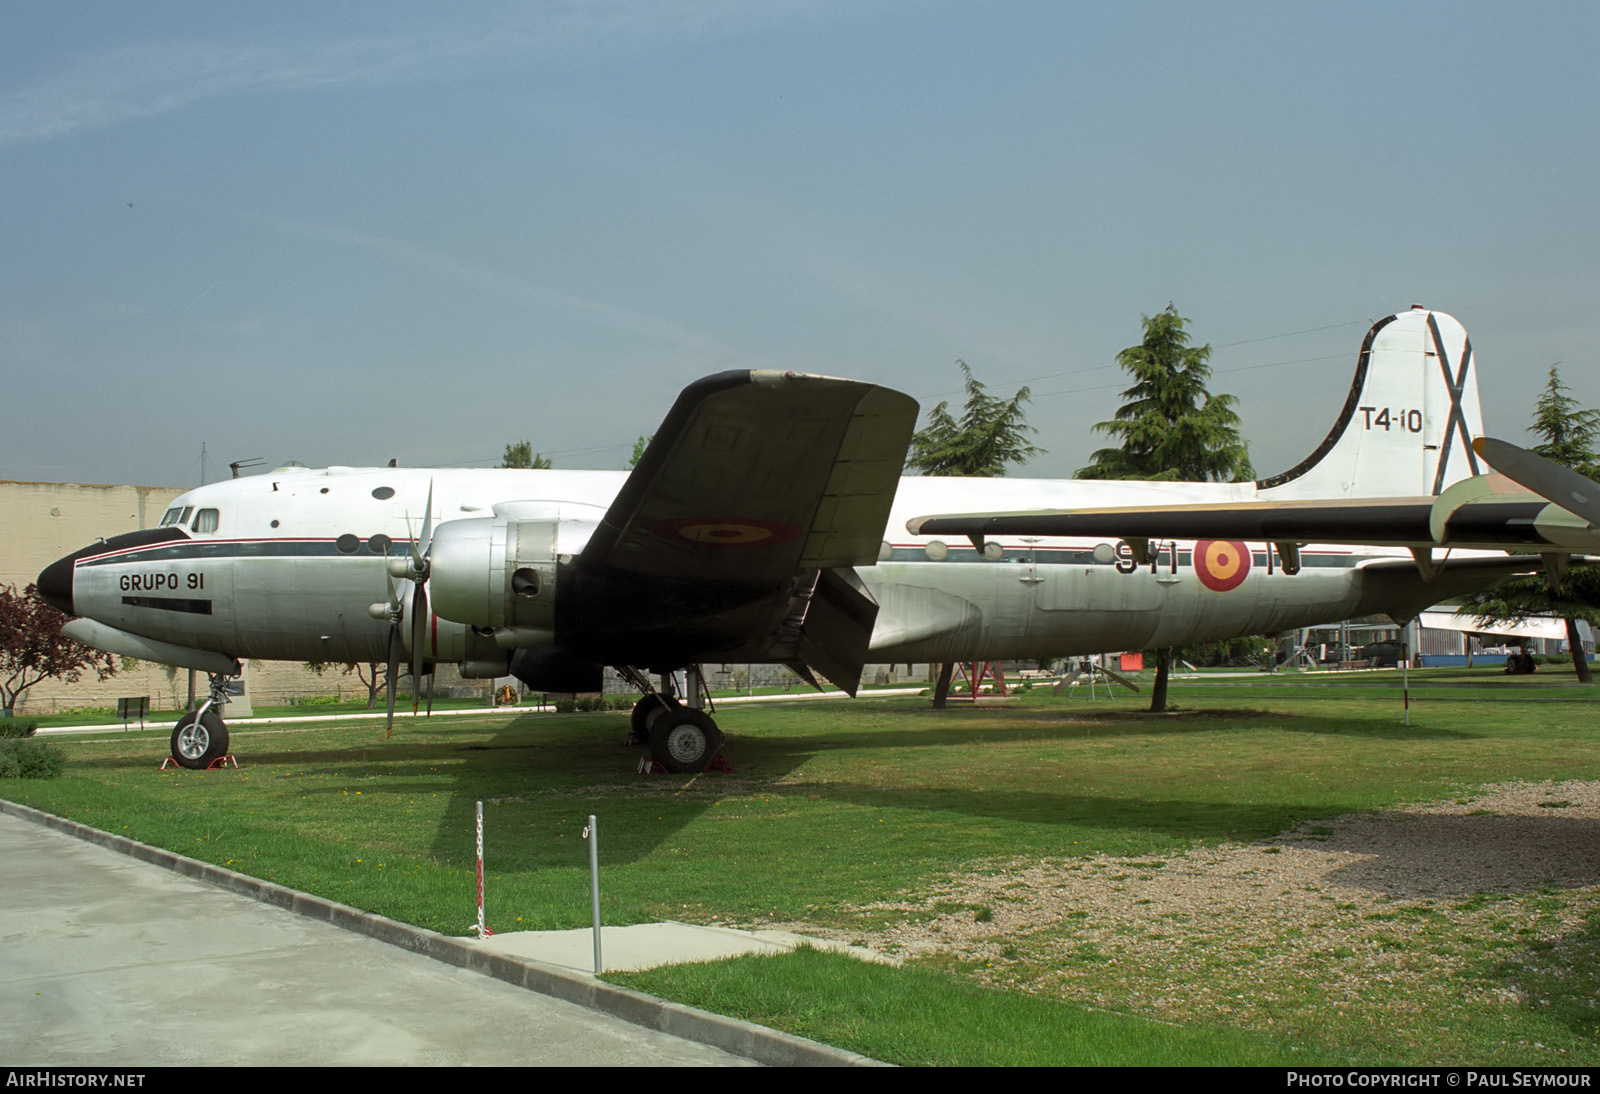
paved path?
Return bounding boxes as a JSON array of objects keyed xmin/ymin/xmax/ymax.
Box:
[{"xmin": 0, "ymin": 810, "xmax": 754, "ymax": 1067}]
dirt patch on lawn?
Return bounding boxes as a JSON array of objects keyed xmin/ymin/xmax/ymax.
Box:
[{"xmin": 768, "ymin": 781, "xmax": 1600, "ymax": 1032}]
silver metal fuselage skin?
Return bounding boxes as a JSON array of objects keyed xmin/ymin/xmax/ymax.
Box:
[{"xmin": 67, "ymin": 465, "xmax": 1437, "ymax": 672}]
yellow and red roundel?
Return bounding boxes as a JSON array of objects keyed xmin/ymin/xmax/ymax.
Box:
[
  {"xmin": 652, "ymin": 517, "xmax": 803, "ymax": 548},
  {"xmin": 1194, "ymin": 539, "xmax": 1251, "ymax": 592}
]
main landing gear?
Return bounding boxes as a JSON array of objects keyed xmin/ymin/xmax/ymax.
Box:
[
  {"xmin": 621, "ymin": 666, "xmax": 726, "ymax": 774},
  {"xmin": 169, "ymin": 674, "xmax": 234, "ymax": 769}
]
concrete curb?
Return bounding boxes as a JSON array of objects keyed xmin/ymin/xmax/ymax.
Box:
[{"xmin": 0, "ymin": 799, "xmax": 887, "ymax": 1068}]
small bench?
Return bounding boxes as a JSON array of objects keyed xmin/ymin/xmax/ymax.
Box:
[{"xmin": 116, "ymin": 696, "xmax": 150, "ymax": 729}]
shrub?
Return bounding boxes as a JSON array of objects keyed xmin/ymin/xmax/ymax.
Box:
[
  {"xmin": 0, "ymin": 738, "xmax": 64, "ymax": 779},
  {"xmin": 297, "ymin": 694, "xmax": 343, "ymax": 707},
  {"xmin": 0, "ymin": 719, "xmax": 38, "ymax": 738}
]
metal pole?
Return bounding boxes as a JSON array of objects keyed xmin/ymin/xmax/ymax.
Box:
[
  {"xmin": 586, "ymin": 813, "xmax": 602, "ymax": 974},
  {"xmin": 1402, "ymin": 620, "xmax": 1411, "ymax": 726}
]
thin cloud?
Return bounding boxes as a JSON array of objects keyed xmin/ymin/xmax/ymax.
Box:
[
  {"xmin": 261, "ymin": 213, "xmax": 744, "ymax": 360},
  {"xmin": 0, "ymin": 2, "xmax": 845, "ymax": 147}
]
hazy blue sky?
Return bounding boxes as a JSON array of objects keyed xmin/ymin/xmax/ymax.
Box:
[{"xmin": 4, "ymin": 1, "xmax": 1597, "ymax": 487}]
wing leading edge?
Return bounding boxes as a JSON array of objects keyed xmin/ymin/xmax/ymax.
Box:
[{"xmin": 582, "ymin": 370, "xmax": 916, "ymax": 579}]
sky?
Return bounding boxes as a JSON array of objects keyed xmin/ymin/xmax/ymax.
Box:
[{"xmin": 3, "ymin": 1, "xmax": 1598, "ymax": 488}]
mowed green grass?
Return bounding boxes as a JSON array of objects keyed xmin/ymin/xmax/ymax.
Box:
[{"xmin": 7, "ymin": 674, "xmax": 1600, "ymax": 1065}]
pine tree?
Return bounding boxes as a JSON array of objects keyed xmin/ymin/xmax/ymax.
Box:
[
  {"xmin": 905, "ymin": 362, "xmax": 1041, "ymax": 477},
  {"xmin": 1075, "ymin": 307, "xmax": 1252, "ymax": 482},
  {"xmin": 1076, "ymin": 307, "xmax": 1254, "ymax": 710},
  {"xmin": 1465, "ymin": 366, "xmax": 1600, "ymax": 682},
  {"xmin": 1530, "ymin": 366, "xmax": 1600, "ymax": 476},
  {"xmin": 905, "ymin": 361, "xmax": 1042, "ymax": 708},
  {"xmin": 501, "ymin": 441, "xmax": 552, "ymax": 469}
]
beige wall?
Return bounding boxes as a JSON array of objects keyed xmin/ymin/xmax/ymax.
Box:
[
  {"xmin": 1, "ymin": 479, "xmax": 184, "ymax": 589},
  {"xmin": 0, "ymin": 479, "xmax": 367, "ymax": 716}
]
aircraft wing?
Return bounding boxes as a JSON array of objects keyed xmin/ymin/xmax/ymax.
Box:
[
  {"xmin": 582, "ymin": 370, "xmax": 917, "ymax": 579},
  {"xmin": 570, "ymin": 370, "xmax": 917, "ymax": 694},
  {"xmin": 908, "ymin": 440, "xmax": 1600, "ymax": 555}
]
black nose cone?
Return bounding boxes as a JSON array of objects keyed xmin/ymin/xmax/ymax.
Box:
[{"xmin": 37, "ymin": 554, "xmax": 75, "ymax": 616}]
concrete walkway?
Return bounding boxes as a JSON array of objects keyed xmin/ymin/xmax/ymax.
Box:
[
  {"xmin": 481, "ymin": 921, "xmax": 893, "ymax": 976},
  {"xmin": 0, "ymin": 804, "xmax": 885, "ymax": 1067}
]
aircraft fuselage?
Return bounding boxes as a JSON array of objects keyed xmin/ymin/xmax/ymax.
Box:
[{"xmin": 48, "ymin": 465, "xmax": 1476, "ymax": 674}]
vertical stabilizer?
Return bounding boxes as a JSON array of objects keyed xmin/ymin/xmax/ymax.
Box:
[{"xmin": 1257, "ymin": 307, "xmax": 1483, "ymax": 500}]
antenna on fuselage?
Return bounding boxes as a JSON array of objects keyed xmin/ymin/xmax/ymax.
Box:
[{"xmin": 229, "ymin": 457, "xmax": 266, "ymax": 479}]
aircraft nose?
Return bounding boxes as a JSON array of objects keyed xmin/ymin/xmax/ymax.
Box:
[{"xmin": 36, "ymin": 552, "xmax": 76, "ymax": 615}]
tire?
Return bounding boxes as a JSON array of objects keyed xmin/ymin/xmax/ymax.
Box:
[
  {"xmin": 171, "ymin": 709, "xmax": 228, "ymax": 769},
  {"xmin": 630, "ymin": 695, "xmax": 680, "ymax": 744},
  {"xmin": 647, "ymin": 708, "xmax": 724, "ymax": 773}
]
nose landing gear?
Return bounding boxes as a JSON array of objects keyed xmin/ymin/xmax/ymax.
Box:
[{"xmin": 168, "ymin": 674, "xmax": 235, "ymax": 769}]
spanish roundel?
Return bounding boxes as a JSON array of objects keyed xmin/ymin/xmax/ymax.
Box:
[
  {"xmin": 1193, "ymin": 540, "xmax": 1251, "ymax": 592},
  {"xmin": 651, "ymin": 517, "xmax": 804, "ymax": 548}
]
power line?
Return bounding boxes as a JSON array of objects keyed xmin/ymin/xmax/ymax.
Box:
[{"xmin": 915, "ymin": 315, "xmax": 1370, "ymax": 403}]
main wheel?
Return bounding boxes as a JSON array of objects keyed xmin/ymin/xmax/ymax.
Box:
[
  {"xmin": 630, "ymin": 695, "xmax": 681, "ymax": 744},
  {"xmin": 647, "ymin": 708, "xmax": 724, "ymax": 773},
  {"xmin": 171, "ymin": 709, "xmax": 228, "ymax": 769}
]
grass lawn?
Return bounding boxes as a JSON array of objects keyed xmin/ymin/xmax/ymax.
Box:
[{"xmin": 5, "ymin": 669, "xmax": 1599, "ymax": 1065}]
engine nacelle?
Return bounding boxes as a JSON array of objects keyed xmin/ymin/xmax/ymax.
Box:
[
  {"xmin": 402, "ymin": 615, "xmax": 512, "ymax": 677},
  {"xmin": 428, "ymin": 503, "xmax": 602, "ymax": 636}
]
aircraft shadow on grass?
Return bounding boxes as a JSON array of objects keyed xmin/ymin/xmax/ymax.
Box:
[
  {"xmin": 365, "ymin": 703, "xmax": 1479, "ymax": 869},
  {"xmin": 133, "ymin": 699, "xmax": 1540, "ymax": 884}
]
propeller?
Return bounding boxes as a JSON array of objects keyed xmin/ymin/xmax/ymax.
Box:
[
  {"xmin": 367, "ymin": 479, "xmax": 436, "ymax": 737},
  {"xmin": 1472, "ymin": 438, "xmax": 1600, "ymax": 527},
  {"xmin": 367, "ymin": 561, "xmax": 407, "ymax": 738},
  {"xmin": 403, "ymin": 480, "xmax": 436, "ymax": 713}
]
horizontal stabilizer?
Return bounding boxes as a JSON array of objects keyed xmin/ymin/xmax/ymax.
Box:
[
  {"xmin": 1472, "ymin": 437, "xmax": 1600, "ymax": 528},
  {"xmin": 909, "ymin": 483, "xmax": 1598, "ymax": 554}
]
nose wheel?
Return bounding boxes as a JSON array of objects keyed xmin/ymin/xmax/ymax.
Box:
[
  {"xmin": 169, "ymin": 673, "xmax": 235, "ymax": 769},
  {"xmin": 171, "ymin": 708, "xmax": 229, "ymax": 769}
]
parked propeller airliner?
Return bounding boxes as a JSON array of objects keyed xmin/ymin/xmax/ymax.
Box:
[{"xmin": 38, "ymin": 307, "xmax": 1588, "ymax": 773}]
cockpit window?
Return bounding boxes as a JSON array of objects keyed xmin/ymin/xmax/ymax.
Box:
[
  {"xmin": 159, "ymin": 506, "xmax": 189, "ymax": 527},
  {"xmin": 191, "ymin": 508, "xmax": 219, "ymax": 533}
]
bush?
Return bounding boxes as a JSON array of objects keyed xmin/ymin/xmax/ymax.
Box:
[
  {"xmin": 0, "ymin": 738, "xmax": 64, "ymax": 779},
  {"xmin": 0, "ymin": 719, "xmax": 38, "ymax": 738}
]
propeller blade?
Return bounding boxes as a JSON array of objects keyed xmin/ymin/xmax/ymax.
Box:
[
  {"xmin": 409, "ymin": 479, "xmax": 435, "ymax": 576},
  {"xmin": 1473, "ymin": 437, "xmax": 1600, "ymax": 526},
  {"xmin": 409, "ymin": 579, "xmax": 429, "ymax": 712},
  {"xmin": 425, "ymin": 669, "xmax": 435, "ymax": 717},
  {"xmin": 1101, "ymin": 664, "xmax": 1142, "ymax": 693}
]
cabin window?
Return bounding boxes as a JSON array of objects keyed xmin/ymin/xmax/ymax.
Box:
[
  {"xmin": 368, "ymin": 534, "xmax": 392, "ymax": 555},
  {"xmin": 371, "ymin": 486, "xmax": 395, "ymax": 500},
  {"xmin": 191, "ymin": 508, "xmax": 219, "ymax": 533},
  {"xmin": 335, "ymin": 534, "xmax": 361, "ymax": 554}
]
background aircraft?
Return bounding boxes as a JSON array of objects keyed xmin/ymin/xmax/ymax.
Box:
[{"xmin": 38, "ymin": 307, "xmax": 1565, "ymax": 773}]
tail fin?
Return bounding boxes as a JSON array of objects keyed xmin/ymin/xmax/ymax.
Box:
[{"xmin": 1257, "ymin": 306, "xmax": 1483, "ymax": 500}]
